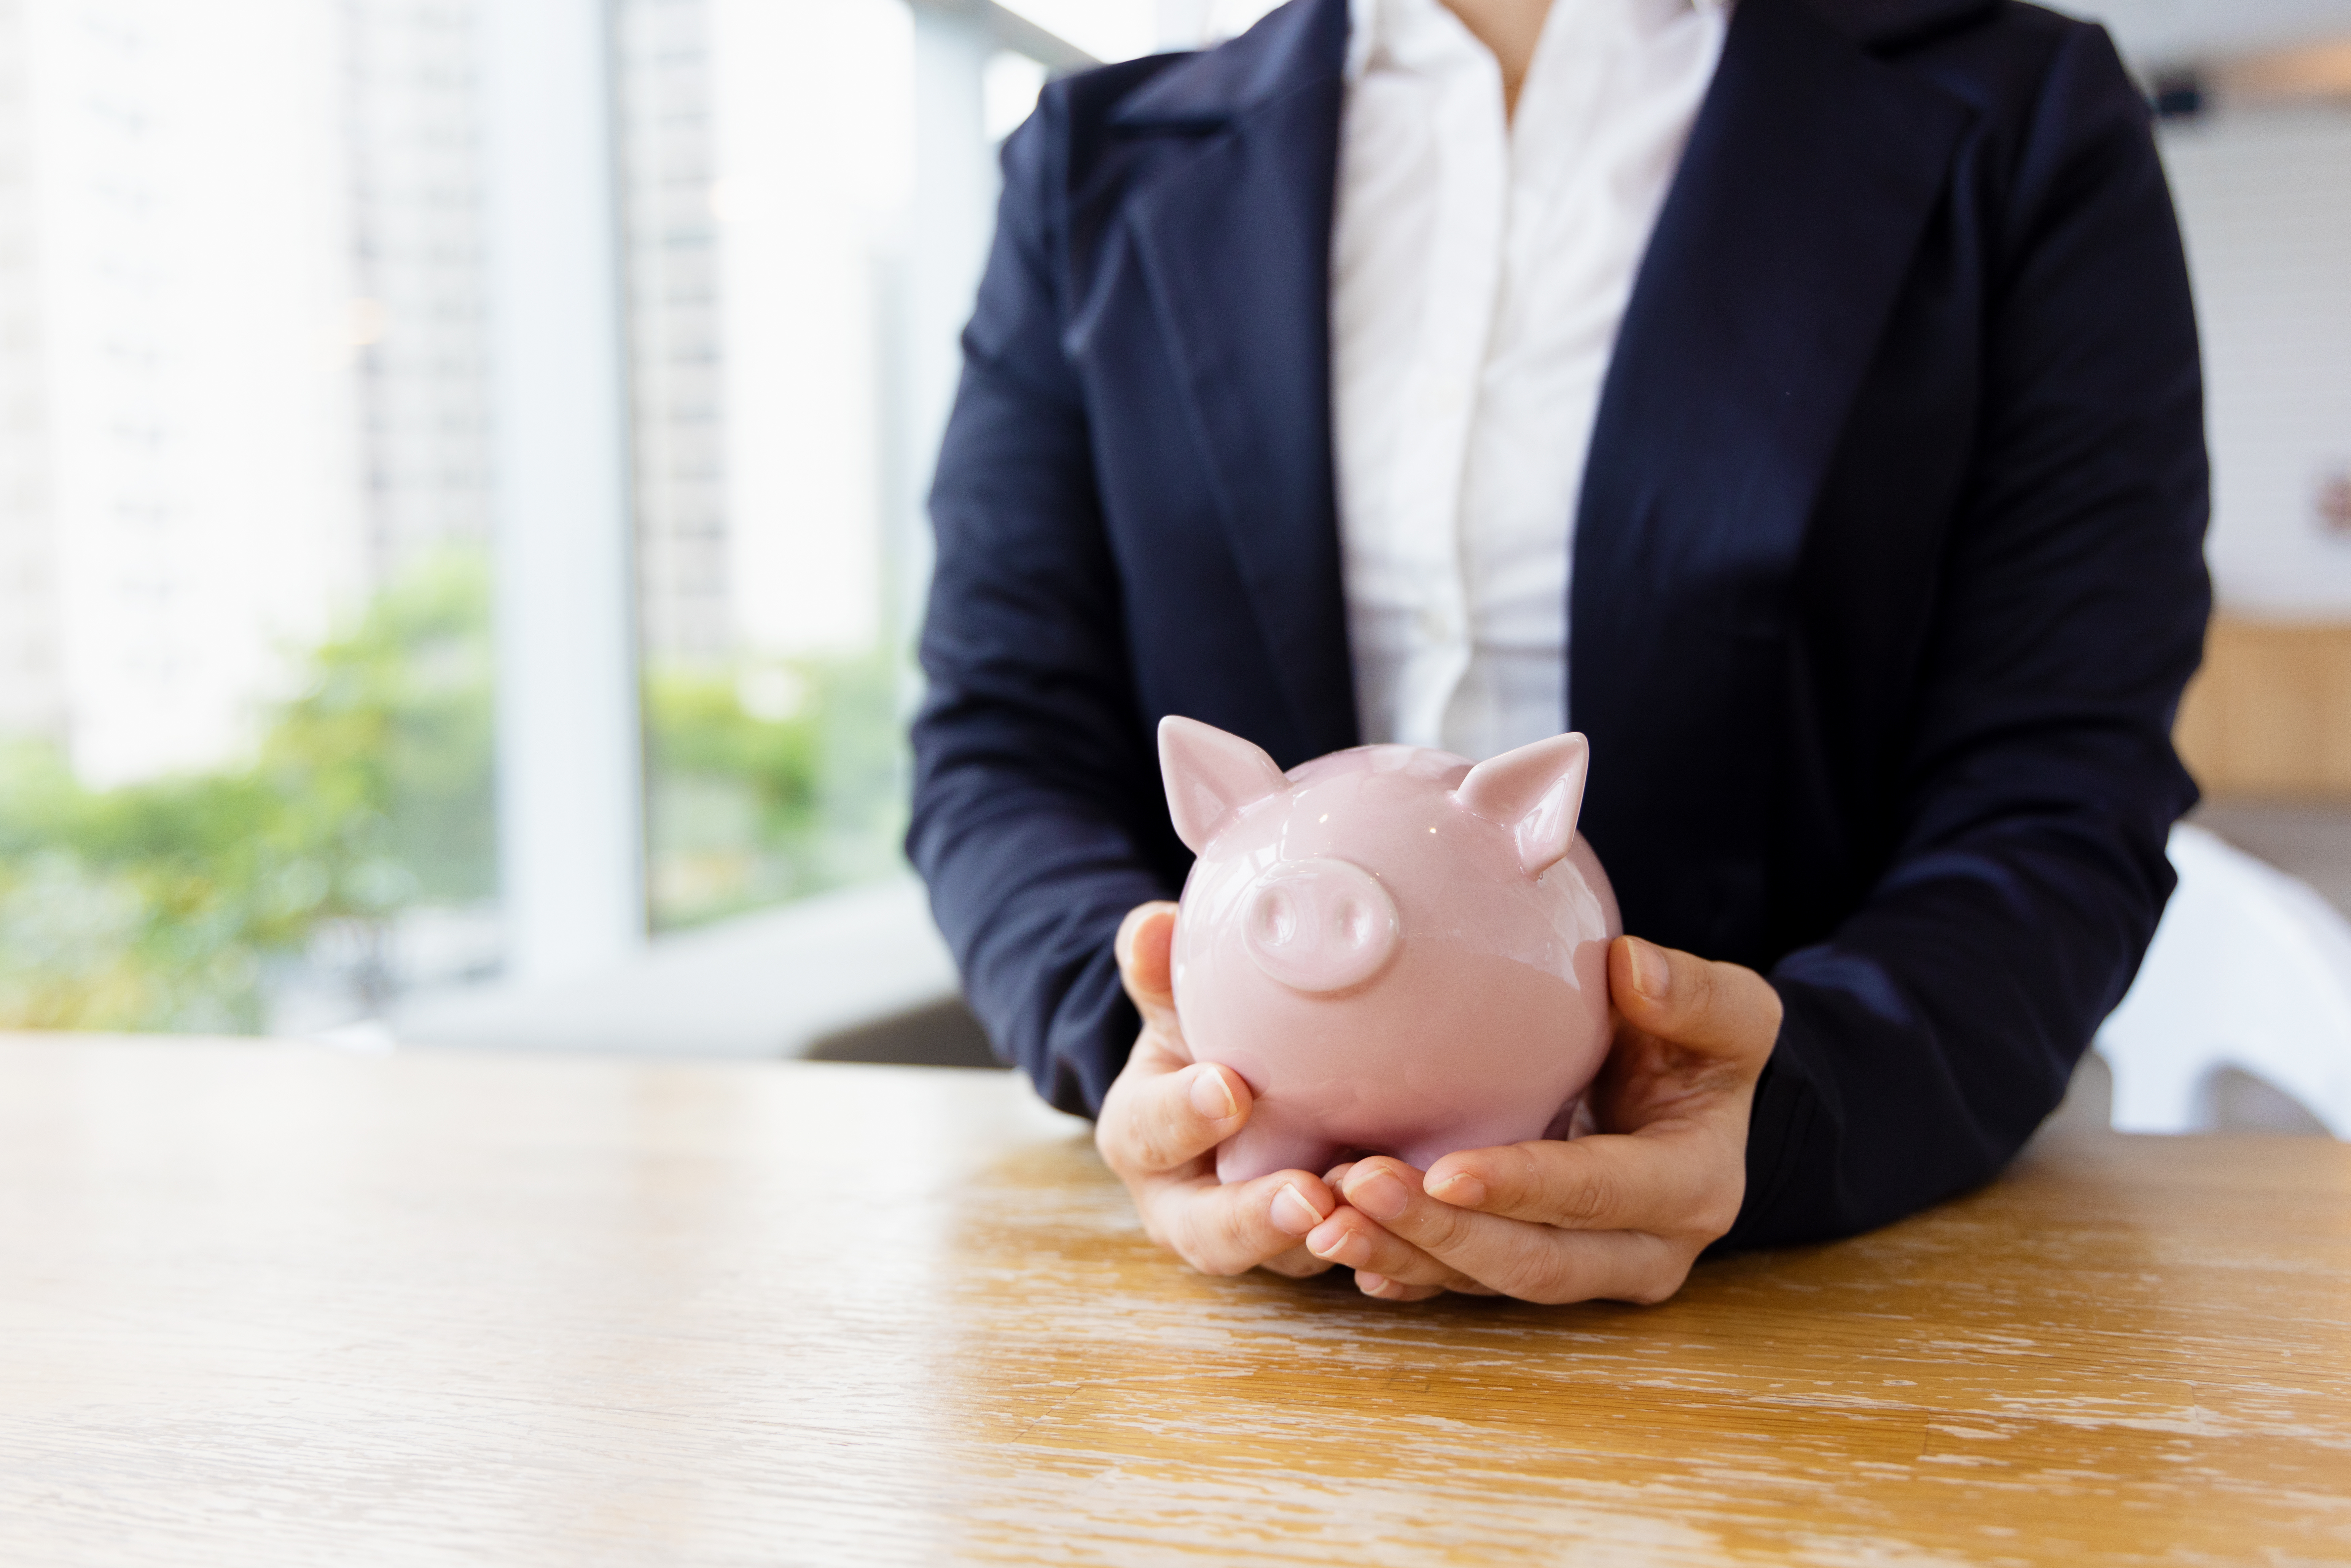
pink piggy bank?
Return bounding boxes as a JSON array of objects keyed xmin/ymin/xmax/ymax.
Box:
[{"xmin": 1160, "ymin": 717, "xmax": 1622, "ymax": 1184}]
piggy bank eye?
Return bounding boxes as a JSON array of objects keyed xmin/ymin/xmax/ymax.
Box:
[{"xmin": 1240, "ymin": 858, "xmax": 1400, "ymax": 994}]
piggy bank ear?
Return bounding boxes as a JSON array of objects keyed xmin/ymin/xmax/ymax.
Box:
[
  {"xmin": 1159, "ymin": 716, "xmax": 1287, "ymax": 853},
  {"xmin": 1454, "ymin": 732, "xmax": 1590, "ymax": 876}
]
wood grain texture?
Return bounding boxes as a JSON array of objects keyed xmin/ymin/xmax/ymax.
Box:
[
  {"xmin": 1, "ymin": 1034, "xmax": 2347, "ymax": 1566},
  {"xmin": 2175, "ymin": 617, "xmax": 2351, "ymax": 799}
]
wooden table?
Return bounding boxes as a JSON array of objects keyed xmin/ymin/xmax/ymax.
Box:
[{"xmin": 3, "ymin": 1036, "xmax": 2347, "ymax": 1566}]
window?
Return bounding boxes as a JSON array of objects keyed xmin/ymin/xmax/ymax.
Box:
[
  {"xmin": 621, "ymin": 0, "xmax": 916, "ymax": 933},
  {"xmin": 0, "ymin": 0, "xmax": 1195, "ymax": 1044}
]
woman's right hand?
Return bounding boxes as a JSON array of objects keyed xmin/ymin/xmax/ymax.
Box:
[{"xmin": 1095, "ymin": 901, "xmax": 1340, "ymax": 1278}]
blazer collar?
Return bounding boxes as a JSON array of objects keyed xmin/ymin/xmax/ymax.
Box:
[
  {"xmin": 1109, "ymin": 0, "xmax": 1348, "ymax": 132},
  {"xmin": 1112, "ymin": 0, "xmax": 1358, "ymax": 763},
  {"xmin": 1569, "ymin": 0, "xmax": 1977, "ymax": 948},
  {"xmin": 1807, "ymin": 0, "xmax": 1996, "ymax": 50},
  {"xmin": 1575, "ymin": 0, "xmax": 1977, "ymax": 643}
]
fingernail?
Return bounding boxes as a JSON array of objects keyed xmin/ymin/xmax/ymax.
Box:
[
  {"xmin": 1627, "ymin": 938, "xmax": 1668, "ymax": 1001},
  {"xmin": 1356, "ymin": 1272, "xmax": 1393, "ymax": 1296},
  {"xmin": 1270, "ymin": 1182, "xmax": 1324, "ymax": 1237},
  {"xmin": 1306, "ymin": 1219, "xmax": 1367, "ymax": 1267},
  {"xmin": 1188, "ymin": 1065, "xmax": 1239, "ymax": 1121},
  {"xmin": 1430, "ymin": 1169, "xmax": 1486, "ymax": 1208},
  {"xmin": 1347, "ymin": 1168, "xmax": 1410, "ymax": 1222}
]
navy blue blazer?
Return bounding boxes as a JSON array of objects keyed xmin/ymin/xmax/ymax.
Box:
[{"xmin": 909, "ymin": 0, "xmax": 2209, "ymax": 1247}]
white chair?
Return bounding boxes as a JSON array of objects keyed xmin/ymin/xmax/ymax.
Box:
[{"xmin": 2095, "ymin": 822, "xmax": 2351, "ymax": 1137}]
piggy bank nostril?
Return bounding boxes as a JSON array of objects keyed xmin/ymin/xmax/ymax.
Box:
[
  {"xmin": 1248, "ymin": 887, "xmax": 1299, "ymax": 950},
  {"xmin": 1240, "ymin": 859, "xmax": 1399, "ymax": 993}
]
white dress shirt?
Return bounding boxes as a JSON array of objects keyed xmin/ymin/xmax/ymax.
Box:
[{"xmin": 1331, "ymin": 0, "xmax": 1729, "ymax": 760}]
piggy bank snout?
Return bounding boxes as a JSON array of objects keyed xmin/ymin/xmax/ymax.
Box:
[{"xmin": 1241, "ymin": 858, "xmax": 1399, "ymax": 994}]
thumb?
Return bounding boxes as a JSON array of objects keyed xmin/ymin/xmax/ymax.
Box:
[
  {"xmin": 1115, "ymin": 901, "xmax": 1181, "ymax": 1031},
  {"xmin": 1610, "ymin": 936, "xmax": 1781, "ymax": 1063}
]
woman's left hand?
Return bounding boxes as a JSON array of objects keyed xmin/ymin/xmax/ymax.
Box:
[{"xmin": 1275, "ymin": 934, "xmax": 1779, "ymax": 1304}]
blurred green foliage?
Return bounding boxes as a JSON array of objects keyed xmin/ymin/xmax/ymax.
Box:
[
  {"xmin": 0, "ymin": 545, "xmax": 906, "ymax": 1030},
  {"xmin": 0, "ymin": 553, "xmax": 496, "ymax": 1032},
  {"xmin": 642, "ymin": 654, "xmax": 905, "ymax": 931}
]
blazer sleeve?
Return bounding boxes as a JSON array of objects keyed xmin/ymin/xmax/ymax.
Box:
[
  {"xmin": 907, "ymin": 99, "xmax": 1170, "ymax": 1117},
  {"xmin": 1726, "ymin": 27, "xmax": 2212, "ymax": 1247}
]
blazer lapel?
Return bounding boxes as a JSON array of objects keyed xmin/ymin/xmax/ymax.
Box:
[
  {"xmin": 1571, "ymin": 0, "xmax": 1976, "ymax": 949},
  {"xmin": 1112, "ymin": 0, "xmax": 1359, "ymax": 763}
]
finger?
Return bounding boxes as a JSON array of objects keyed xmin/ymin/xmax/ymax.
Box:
[
  {"xmin": 1339, "ymin": 1157, "xmax": 1697, "ymax": 1304},
  {"xmin": 1301, "ymin": 1204, "xmax": 1474, "ymax": 1289},
  {"xmin": 1260, "ymin": 1243, "xmax": 1335, "ymax": 1280},
  {"xmin": 1425, "ymin": 1129, "xmax": 1743, "ymax": 1240},
  {"xmin": 1099, "ymin": 1060, "xmax": 1250, "ymax": 1177},
  {"xmin": 1496, "ymin": 1228, "xmax": 1695, "ymax": 1306},
  {"xmin": 1356, "ymin": 1273, "xmax": 1449, "ymax": 1302},
  {"xmin": 1150, "ymin": 1168, "xmax": 1337, "ymax": 1277},
  {"xmin": 1115, "ymin": 901, "xmax": 1182, "ymax": 1030},
  {"xmin": 1610, "ymin": 937, "xmax": 1781, "ymax": 1064}
]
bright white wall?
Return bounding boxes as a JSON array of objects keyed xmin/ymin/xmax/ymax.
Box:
[
  {"xmin": 2086, "ymin": 0, "xmax": 2351, "ymax": 67},
  {"xmin": 2160, "ymin": 104, "xmax": 2351, "ymax": 616}
]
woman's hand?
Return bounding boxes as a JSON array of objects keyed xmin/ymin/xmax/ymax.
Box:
[
  {"xmin": 1296, "ymin": 936, "xmax": 1779, "ymax": 1305},
  {"xmin": 1095, "ymin": 902, "xmax": 1340, "ymax": 1279}
]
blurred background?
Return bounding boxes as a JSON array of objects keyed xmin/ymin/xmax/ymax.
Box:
[{"xmin": 0, "ymin": 0, "xmax": 2346, "ymax": 1125}]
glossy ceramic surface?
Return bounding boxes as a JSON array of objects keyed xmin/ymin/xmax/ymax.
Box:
[{"xmin": 1160, "ymin": 717, "xmax": 1622, "ymax": 1183}]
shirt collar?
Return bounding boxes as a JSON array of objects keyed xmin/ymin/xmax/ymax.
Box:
[
  {"xmin": 1344, "ymin": 0, "xmax": 1733, "ymax": 85},
  {"xmin": 1343, "ymin": 0, "xmax": 1377, "ymax": 82}
]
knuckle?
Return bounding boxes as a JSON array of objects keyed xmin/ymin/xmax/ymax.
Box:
[
  {"xmin": 1412, "ymin": 1195, "xmax": 1476, "ymax": 1252},
  {"xmin": 1145, "ymin": 1097, "xmax": 1190, "ymax": 1161},
  {"xmin": 1166, "ymin": 1215, "xmax": 1237, "ymax": 1276},
  {"xmin": 1380, "ymin": 1244, "xmax": 1453, "ymax": 1288},
  {"xmin": 1133, "ymin": 1191, "xmax": 1178, "ymax": 1252},
  {"xmin": 1095, "ymin": 1107, "xmax": 1141, "ymax": 1176},
  {"xmin": 1553, "ymin": 1165, "xmax": 1617, "ymax": 1229},
  {"xmin": 1719, "ymin": 966, "xmax": 1780, "ymax": 1055},
  {"xmin": 1682, "ymin": 958, "xmax": 1721, "ymax": 1024},
  {"xmin": 1136, "ymin": 1091, "xmax": 1209, "ymax": 1173},
  {"xmin": 1214, "ymin": 1195, "xmax": 1274, "ymax": 1267},
  {"xmin": 1478, "ymin": 1146, "xmax": 1542, "ymax": 1212},
  {"xmin": 1173, "ymin": 1196, "xmax": 1265, "ymax": 1278},
  {"xmin": 1626, "ymin": 1259, "xmax": 1693, "ymax": 1306},
  {"xmin": 1107, "ymin": 1120, "xmax": 1157, "ymax": 1178},
  {"xmin": 1691, "ymin": 1188, "xmax": 1743, "ymax": 1241},
  {"xmin": 1508, "ymin": 1246, "xmax": 1583, "ymax": 1305}
]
